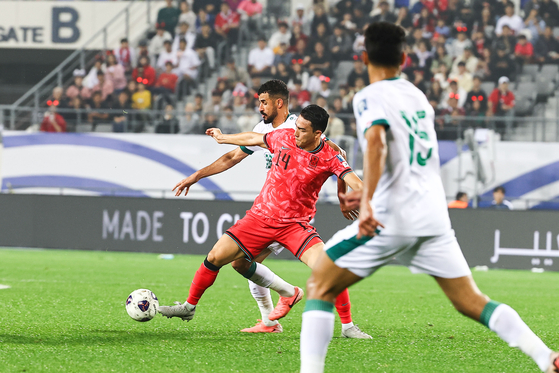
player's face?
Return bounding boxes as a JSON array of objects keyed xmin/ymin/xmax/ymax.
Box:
[
  {"xmin": 259, "ymin": 93, "xmax": 278, "ymax": 124},
  {"xmin": 294, "ymin": 117, "xmax": 320, "ymax": 149}
]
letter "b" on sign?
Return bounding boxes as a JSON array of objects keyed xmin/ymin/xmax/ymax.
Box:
[{"xmin": 52, "ymin": 7, "xmax": 80, "ymax": 43}]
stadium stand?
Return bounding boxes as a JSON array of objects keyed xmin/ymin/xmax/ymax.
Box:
[{"xmin": 3, "ymin": 0, "xmax": 559, "ymax": 142}]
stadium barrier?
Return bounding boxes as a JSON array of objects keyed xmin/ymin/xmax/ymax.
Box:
[
  {"xmin": 0, "ymin": 194, "xmax": 558, "ymax": 272},
  {"xmin": 2, "ymin": 131, "xmax": 559, "ymax": 208}
]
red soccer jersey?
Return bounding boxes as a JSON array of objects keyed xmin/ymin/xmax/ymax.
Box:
[{"xmin": 248, "ymin": 128, "xmax": 353, "ymax": 223}]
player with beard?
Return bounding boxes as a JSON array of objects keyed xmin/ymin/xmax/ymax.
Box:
[
  {"xmin": 160, "ymin": 105, "xmax": 370, "ymax": 338},
  {"xmin": 170, "ymin": 80, "xmax": 370, "ymax": 338}
]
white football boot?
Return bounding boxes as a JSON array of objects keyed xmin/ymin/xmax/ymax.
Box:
[{"xmin": 158, "ymin": 301, "xmax": 196, "ymax": 321}]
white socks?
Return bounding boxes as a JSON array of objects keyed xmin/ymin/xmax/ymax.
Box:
[
  {"xmin": 249, "ymin": 262, "xmax": 295, "ymax": 297},
  {"xmin": 341, "ymin": 321, "xmax": 354, "ymax": 332},
  {"xmin": 301, "ymin": 310, "xmax": 334, "ymax": 373},
  {"xmin": 248, "ymin": 281, "xmax": 277, "ymax": 327},
  {"xmin": 487, "ymin": 303, "xmax": 552, "ymax": 371}
]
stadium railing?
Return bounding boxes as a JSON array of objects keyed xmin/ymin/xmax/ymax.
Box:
[
  {"xmin": 7, "ymin": 0, "xmax": 158, "ymax": 129},
  {"xmin": 2, "ymin": 106, "xmax": 559, "ymax": 143}
]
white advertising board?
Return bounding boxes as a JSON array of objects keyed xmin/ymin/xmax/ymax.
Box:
[{"xmin": 0, "ymin": 1, "xmax": 160, "ymax": 49}]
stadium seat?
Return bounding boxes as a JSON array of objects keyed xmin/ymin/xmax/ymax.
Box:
[
  {"xmin": 536, "ymin": 76, "xmax": 555, "ymax": 97},
  {"xmin": 521, "ymin": 64, "xmax": 539, "ymax": 81},
  {"xmin": 515, "ymin": 81, "xmax": 536, "ymax": 92},
  {"xmin": 517, "ymin": 74, "xmax": 534, "ymax": 83},
  {"xmin": 333, "ymin": 61, "xmax": 355, "ymax": 90},
  {"xmin": 94, "ymin": 124, "xmax": 114, "ymax": 133},
  {"xmin": 540, "ymin": 65, "xmax": 559, "ymax": 82},
  {"xmin": 481, "ymin": 81, "xmax": 495, "ymax": 94},
  {"xmin": 75, "ymin": 124, "xmax": 93, "ymax": 133}
]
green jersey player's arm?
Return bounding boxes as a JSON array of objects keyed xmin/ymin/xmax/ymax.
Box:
[
  {"xmin": 206, "ymin": 128, "xmax": 267, "ymax": 148},
  {"xmin": 358, "ymin": 124, "xmax": 387, "ymax": 237},
  {"xmin": 173, "ymin": 146, "xmax": 249, "ymax": 197}
]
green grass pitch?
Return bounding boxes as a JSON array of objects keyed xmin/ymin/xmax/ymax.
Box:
[{"xmin": 1, "ymin": 247, "xmax": 558, "ymax": 372}]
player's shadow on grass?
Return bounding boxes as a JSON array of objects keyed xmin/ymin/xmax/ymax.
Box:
[{"xmin": 0, "ymin": 329, "xmax": 294, "ymax": 346}]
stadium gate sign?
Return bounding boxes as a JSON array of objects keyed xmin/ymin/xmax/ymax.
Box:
[
  {"xmin": 0, "ymin": 1, "xmax": 158, "ymax": 49},
  {"xmin": 0, "ymin": 194, "xmax": 558, "ymax": 271}
]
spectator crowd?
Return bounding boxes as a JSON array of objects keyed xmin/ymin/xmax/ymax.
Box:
[{"xmin": 41, "ymin": 0, "xmax": 559, "ymax": 139}]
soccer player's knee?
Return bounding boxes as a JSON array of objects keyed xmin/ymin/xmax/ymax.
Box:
[
  {"xmin": 231, "ymin": 258, "xmax": 250, "ymax": 273},
  {"xmin": 306, "ymin": 275, "xmax": 332, "ymax": 300},
  {"xmin": 206, "ymin": 251, "xmax": 223, "ymax": 267}
]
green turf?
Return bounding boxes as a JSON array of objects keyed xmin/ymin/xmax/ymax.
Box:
[{"xmin": 1, "ymin": 248, "xmax": 558, "ymax": 372}]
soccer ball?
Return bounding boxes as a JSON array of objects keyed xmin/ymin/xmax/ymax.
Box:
[{"xmin": 126, "ymin": 289, "xmax": 159, "ymax": 322}]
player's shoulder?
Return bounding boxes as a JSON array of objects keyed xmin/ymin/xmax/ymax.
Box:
[
  {"xmin": 277, "ymin": 113, "xmax": 298, "ymax": 129},
  {"xmin": 318, "ymin": 139, "xmax": 342, "ymax": 160},
  {"xmin": 252, "ymin": 120, "xmax": 270, "ymax": 133}
]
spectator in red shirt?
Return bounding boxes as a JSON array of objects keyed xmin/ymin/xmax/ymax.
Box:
[
  {"xmin": 132, "ymin": 56, "xmax": 157, "ymax": 88},
  {"xmin": 215, "ymin": 2, "xmax": 240, "ymax": 45},
  {"xmin": 40, "ymin": 105, "xmax": 67, "ymax": 133},
  {"xmin": 514, "ymin": 34, "xmax": 534, "ymax": 66},
  {"xmin": 289, "ymin": 78, "xmax": 311, "ymax": 109},
  {"xmin": 155, "ymin": 61, "xmax": 179, "ymax": 93},
  {"xmin": 237, "ymin": 0, "xmax": 263, "ymax": 36},
  {"xmin": 488, "ymin": 76, "xmax": 515, "ymax": 116}
]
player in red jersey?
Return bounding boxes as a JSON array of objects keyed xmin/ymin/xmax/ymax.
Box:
[{"xmin": 159, "ymin": 105, "xmax": 368, "ymax": 337}]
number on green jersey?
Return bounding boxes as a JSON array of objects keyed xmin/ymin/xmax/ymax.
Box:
[{"xmin": 400, "ymin": 110, "xmax": 433, "ymax": 166}]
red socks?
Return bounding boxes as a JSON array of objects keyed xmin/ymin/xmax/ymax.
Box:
[
  {"xmin": 186, "ymin": 261, "xmax": 220, "ymax": 305},
  {"xmin": 335, "ymin": 288, "xmax": 352, "ymax": 324}
]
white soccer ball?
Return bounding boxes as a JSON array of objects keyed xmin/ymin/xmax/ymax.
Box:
[{"xmin": 126, "ymin": 289, "xmax": 159, "ymax": 322}]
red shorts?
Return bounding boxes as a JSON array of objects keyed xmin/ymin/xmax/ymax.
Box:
[{"xmin": 225, "ymin": 211, "xmax": 323, "ymax": 261}]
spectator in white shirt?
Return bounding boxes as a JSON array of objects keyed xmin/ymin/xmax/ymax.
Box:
[
  {"xmin": 178, "ymin": 1, "xmax": 197, "ymax": 33},
  {"xmin": 113, "ymin": 38, "xmax": 136, "ymax": 74},
  {"xmin": 172, "ymin": 22, "xmax": 196, "ymax": 53},
  {"xmin": 84, "ymin": 56, "xmax": 106, "ymax": 89},
  {"xmin": 496, "ymin": 3, "xmax": 524, "ymax": 36},
  {"xmin": 156, "ymin": 40, "xmax": 177, "ymax": 72},
  {"xmin": 175, "ymin": 38, "xmax": 201, "ymax": 99},
  {"xmin": 291, "ymin": 4, "xmax": 311, "ymax": 35},
  {"xmin": 149, "ymin": 23, "xmax": 173, "ymax": 62},
  {"xmin": 451, "ymin": 46, "xmax": 479, "ymax": 75},
  {"xmin": 449, "ymin": 61, "xmax": 474, "ymax": 92},
  {"xmin": 248, "ymin": 36, "xmax": 275, "ymax": 76},
  {"xmin": 450, "ymin": 30, "xmax": 473, "ymax": 59},
  {"xmin": 268, "ymin": 21, "xmax": 292, "ymax": 50}
]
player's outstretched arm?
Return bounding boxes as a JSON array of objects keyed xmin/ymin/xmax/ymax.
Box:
[
  {"xmin": 173, "ymin": 147, "xmax": 249, "ymax": 196},
  {"xmin": 206, "ymin": 128, "xmax": 267, "ymax": 148},
  {"xmin": 358, "ymin": 125, "xmax": 387, "ymax": 238}
]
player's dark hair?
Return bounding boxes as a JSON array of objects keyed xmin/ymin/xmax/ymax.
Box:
[
  {"xmin": 364, "ymin": 22, "xmax": 406, "ymax": 68},
  {"xmin": 300, "ymin": 104, "xmax": 329, "ymax": 133},
  {"xmin": 494, "ymin": 186, "xmax": 506, "ymax": 194},
  {"xmin": 258, "ymin": 79, "xmax": 289, "ymax": 103},
  {"xmin": 456, "ymin": 192, "xmax": 467, "ymax": 200}
]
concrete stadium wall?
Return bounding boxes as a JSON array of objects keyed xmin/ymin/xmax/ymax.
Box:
[{"xmin": 1, "ymin": 194, "xmax": 558, "ymax": 271}]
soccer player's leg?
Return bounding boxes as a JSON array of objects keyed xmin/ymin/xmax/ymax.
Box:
[
  {"xmin": 298, "ymin": 241, "xmax": 371, "ymax": 339},
  {"xmin": 401, "ymin": 231, "xmax": 558, "ymax": 372},
  {"xmin": 231, "ymin": 248, "xmax": 292, "ymax": 332},
  {"xmin": 158, "ymin": 232, "xmax": 249, "ymax": 321},
  {"xmin": 301, "ymin": 250, "xmax": 364, "ymax": 373},
  {"xmin": 436, "ymin": 275, "xmax": 557, "ymax": 372}
]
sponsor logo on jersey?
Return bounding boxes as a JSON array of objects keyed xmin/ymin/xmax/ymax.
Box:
[
  {"xmin": 336, "ymin": 154, "xmax": 350, "ymax": 168},
  {"xmin": 357, "ymin": 99, "xmax": 367, "ymax": 116}
]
